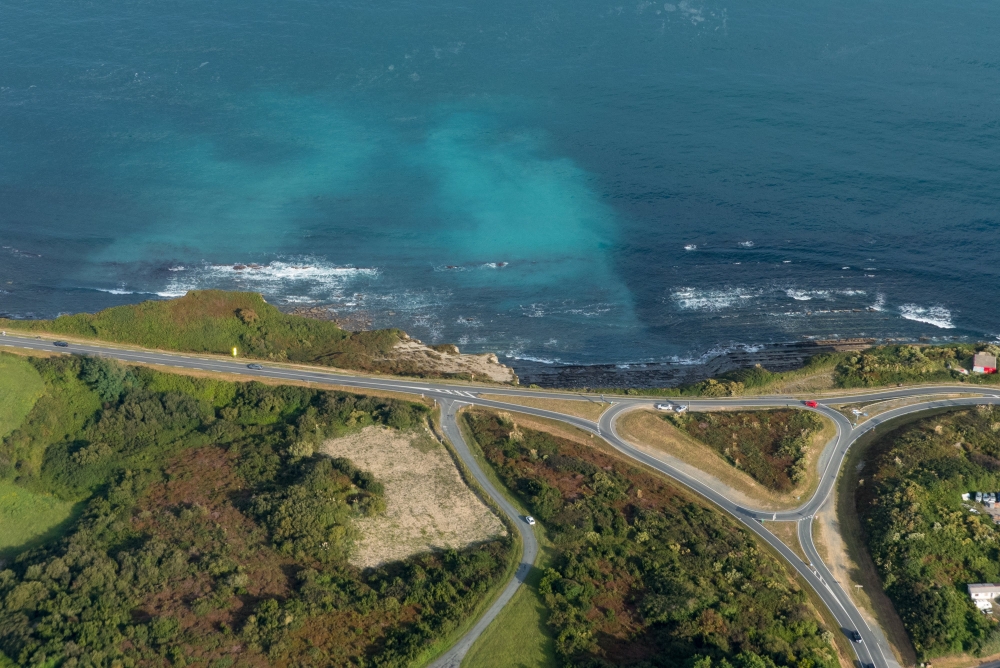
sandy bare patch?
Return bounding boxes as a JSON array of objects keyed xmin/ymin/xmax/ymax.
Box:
[
  {"xmin": 322, "ymin": 426, "xmax": 505, "ymax": 568},
  {"xmin": 479, "ymin": 395, "xmax": 609, "ymax": 421}
]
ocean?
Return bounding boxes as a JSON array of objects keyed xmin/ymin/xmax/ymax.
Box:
[{"xmin": 2, "ymin": 0, "xmax": 999, "ymax": 385}]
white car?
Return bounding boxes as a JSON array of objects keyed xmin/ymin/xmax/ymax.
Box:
[
  {"xmin": 655, "ymin": 403, "xmax": 674, "ymax": 412},
  {"xmin": 524, "ymin": 516, "xmax": 536, "ymax": 526},
  {"xmin": 675, "ymin": 405, "xmax": 689, "ymax": 414}
]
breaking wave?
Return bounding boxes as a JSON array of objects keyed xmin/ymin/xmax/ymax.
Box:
[
  {"xmin": 899, "ymin": 304, "xmax": 954, "ymax": 329},
  {"xmin": 160, "ymin": 260, "xmax": 379, "ymax": 301},
  {"xmin": 671, "ymin": 287, "xmax": 757, "ymax": 311}
]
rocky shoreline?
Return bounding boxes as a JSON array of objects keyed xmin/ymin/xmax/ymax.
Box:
[{"xmin": 509, "ymin": 340, "xmax": 861, "ymax": 389}]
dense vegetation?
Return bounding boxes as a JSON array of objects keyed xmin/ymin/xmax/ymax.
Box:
[
  {"xmin": 667, "ymin": 410, "xmax": 822, "ymax": 492},
  {"xmin": 464, "ymin": 411, "xmax": 839, "ymax": 668},
  {"xmin": 858, "ymin": 407, "xmax": 1000, "ymax": 660},
  {"xmin": 0, "ymin": 353, "xmax": 513, "ymax": 667},
  {"xmin": 0, "ymin": 290, "xmax": 472, "ymax": 378},
  {"xmin": 598, "ymin": 344, "xmax": 1000, "ymax": 397}
]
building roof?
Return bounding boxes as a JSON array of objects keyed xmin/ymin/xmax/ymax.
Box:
[
  {"xmin": 968, "ymin": 583, "xmax": 1000, "ymax": 596},
  {"xmin": 973, "ymin": 352, "xmax": 997, "ymax": 368}
]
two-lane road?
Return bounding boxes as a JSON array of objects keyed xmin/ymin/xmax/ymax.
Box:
[{"xmin": 5, "ymin": 332, "xmax": 999, "ymax": 667}]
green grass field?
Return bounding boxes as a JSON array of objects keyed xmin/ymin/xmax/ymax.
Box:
[
  {"xmin": 464, "ymin": 542, "xmax": 558, "ymax": 668},
  {"xmin": 0, "ymin": 480, "xmax": 78, "ymax": 559},
  {"xmin": 0, "ymin": 353, "xmax": 45, "ymax": 439}
]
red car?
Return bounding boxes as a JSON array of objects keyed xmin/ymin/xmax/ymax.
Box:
[{"xmin": 803, "ymin": 400, "xmax": 819, "ymax": 408}]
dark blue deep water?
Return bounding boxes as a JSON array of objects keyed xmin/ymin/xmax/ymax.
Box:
[{"xmin": 3, "ymin": 0, "xmax": 999, "ymax": 373}]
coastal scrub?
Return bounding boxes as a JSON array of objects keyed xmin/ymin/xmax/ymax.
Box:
[
  {"xmin": 0, "ymin": 355, "xmax": 513, "ymax": 666},
  {"xmin": 464, "ymin": 409, "xmax": 839, "ymax": 668}
]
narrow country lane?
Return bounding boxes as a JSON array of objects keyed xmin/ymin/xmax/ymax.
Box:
[{"xmin": 426, "ymin": 400, "xmax": 539, "ymax": 668}]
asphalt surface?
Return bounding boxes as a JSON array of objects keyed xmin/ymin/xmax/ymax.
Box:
[
  {"xmin": 5, "ymin": 331, "xmax": 1000, "ymax": 668},
  {"xmin": 427, "ymin": 400, "xmax": 539, "ymax": 668}
]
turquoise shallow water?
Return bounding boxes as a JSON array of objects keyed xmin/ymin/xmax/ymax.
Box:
[{"xmin": 2, "ymin": 0, "xmax": 999, "ymax": 373}]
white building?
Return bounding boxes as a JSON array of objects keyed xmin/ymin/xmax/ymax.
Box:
[
  {"xmin": 973, "ymin": 352, "xmax": 997, "ymax": 374},
  {"xmin": 967, "ymin": 584, "xmax": 1000, "ymax": 611}
]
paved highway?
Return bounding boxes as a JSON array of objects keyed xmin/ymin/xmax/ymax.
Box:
[{"xmin": 4, "ymin": 331, "xmax": 999, "ymax": 668}]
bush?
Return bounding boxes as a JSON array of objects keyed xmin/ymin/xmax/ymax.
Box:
[
  {"xmin": 0, "ymin": 355, "xmax": 510, "ymax": 667},
  {"xmin": 858, "ymin": 408, "xmax": 1000, "ymax": 659},
  {"xmin": 464, "ymin": 410, "xmax": 839, "ymax": 668}
]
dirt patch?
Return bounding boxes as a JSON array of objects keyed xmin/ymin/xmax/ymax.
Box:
[
  {"xmin": 322, "ymin": 426, "xmax": 505, "ymax": 568},
  {"xmin": 479, "ymin": 395, "xmax": 609, "ymax": 421},
  {"xmin": 617, "ymin": 409, "xmax": 833, "ymax": 511}
]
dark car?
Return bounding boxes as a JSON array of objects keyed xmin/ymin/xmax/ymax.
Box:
[
  {"xmin": 53, "ymin": 341, "xmax": 69, "ymax": 347},
  {"xmin": 247, "ymin": 363, "xmax": 263, "ymax": 370},
  {"xmin": 850, "ymin": 631, "xmax": 862, "ymax": 643}
]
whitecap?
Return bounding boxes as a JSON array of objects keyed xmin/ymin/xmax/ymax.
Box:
[
  {"xmin": 899, "ymin": 304, "xmax": 954, "ymax": 329},
  {"xmin": 870, "ymin": 293, "xmax": 885, "ymax": 311},
  {"xmin": 670, "ymin": 287, "xmax": 757, "ymax": 311},
  {"xmin": 684, "ymin": 244, "xmax": 697, "ymax": 251},
  {"xmin": 159, "ymin": 259, "xmax": 378, "ymax": 303},
  {"xmin": 785, "ymin": 288, "xmax": 831, "ymax": 301},
  {"xmin": 667, "ymin": 342, "xmax": 765, "ymax": 366},
  {"xmin": 504, "ymin": 352, "xmax": 559, "ymax": 364},
  {"xmin": 738, "ymin": 240, "xmax": 754, "ymax": 248}
]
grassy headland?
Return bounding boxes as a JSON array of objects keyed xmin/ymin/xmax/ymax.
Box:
[
  {"xmin": 463, "ymin": 409, "xmax": 841, "ymax": 668},
  {"xmin": 0, "ymin": 352, "xmax": 513, "ymax": 666},
  {"xmin": 0, "ymin": 290, "xmax": 489, "ymax": 380}
]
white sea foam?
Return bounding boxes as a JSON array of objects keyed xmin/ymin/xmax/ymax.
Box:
[
  {"xmin": 870, "ymin": 293, "xmax": 885, "ymax": 311},
  {"xmin": 94, "ymin": 288, "xmax": 137, "ymax": 295},
  {"xmin": 504, "ymin": 352, "xmax": 560, "ymax": 364},
  {"xmin": 671, "ymin": 287, "xmax": 756, "ymax": 311},
  {"xmin": 684, "ymin": 244, "xmax": 697, "ymax": 251},
  {"xmin": 160, "ymin": 259, "xmax": 378, "ymax": 302},
  {"xmin": 739, "ymin": 240, "xmax": 754, "ymax": 248},
  {"xmin": 667, "ymin": 343, "xmax": 765, "ymax": 366},
  {"xmin": 899, "ymin": 304, "xmax": 954, "ymax": 329}
]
